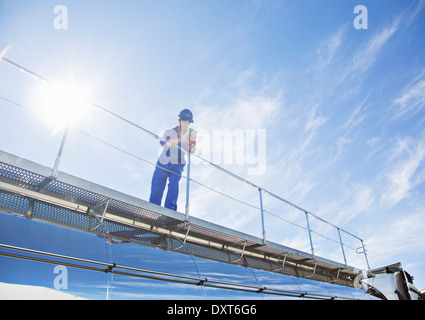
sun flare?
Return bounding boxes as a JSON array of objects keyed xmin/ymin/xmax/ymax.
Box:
[{"xmin": 37, "ymin": 81, "xmax": 91, "ymax": 132}]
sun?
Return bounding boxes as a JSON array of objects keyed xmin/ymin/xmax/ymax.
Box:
[{"xmin": 37, "ymin": 80, "xmax": 91, "ymax": 132}]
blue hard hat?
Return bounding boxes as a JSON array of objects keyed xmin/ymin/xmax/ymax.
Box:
[{"xmin": 178, "ymin": 109, "xmax": 194, "ymax": 123}]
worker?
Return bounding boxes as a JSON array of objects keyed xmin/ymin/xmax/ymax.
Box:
[{"xmin": 149, "ymin": 109, "xmax": 197, "ymax": 211}]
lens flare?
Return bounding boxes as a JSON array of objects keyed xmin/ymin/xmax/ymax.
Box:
[{"xmin": 37, "ymin": 81, "xmax": 91, "ymax": 132}]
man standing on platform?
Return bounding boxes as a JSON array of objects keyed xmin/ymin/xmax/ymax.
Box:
[{"xmin": 149, "ymin": 109, "xmax": 197, "ymax": 211}]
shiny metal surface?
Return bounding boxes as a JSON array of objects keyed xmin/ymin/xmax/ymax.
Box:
[
  {"xmin": 0, "ymin": 210, "xmax": 375, "ymax": 300},
  {"xmin": 0, "ymin": 211, "xmax": 109, "ymax": 300},
  {"xmin": 108, "ymin": 239, "xmax": 204, "ymax": 299}
]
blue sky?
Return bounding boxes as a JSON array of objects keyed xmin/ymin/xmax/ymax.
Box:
[{"xmin": 1, "ymin": 0, "xmax": 425, "ymax": 292}]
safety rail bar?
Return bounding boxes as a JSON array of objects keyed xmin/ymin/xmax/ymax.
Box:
[{"xmin": 0, "ymin": 56, "xmax": 370, "ymax": 270}]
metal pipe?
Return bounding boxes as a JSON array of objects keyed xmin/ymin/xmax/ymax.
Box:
[
  {"xmin": 52, "ymin": 126, "xmax": 69, "ymax": 178},
  {"xmin": 258, "ymin": 188, "xmax": 266, "ymax": 245},
  {"xmin": 185, "ymin": 153, "xmax": 191, "ymax": 221},
  {"xmin": 337, "ymin": 228, "xmax": 347, "ymax": 267},
  {"xmin": 305, "ymin": 212, "xmax": 314, "ymax": 258},
  {"xmin": 361, "ymin": 240, "xmax": 371, "ymax": 270}
]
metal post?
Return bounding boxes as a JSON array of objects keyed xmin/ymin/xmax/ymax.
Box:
[
  {"xmin": 184, "ymin": 152, "xmax": 191, "ymax": 221},
  {"xmin": 305, "ymin": 211, "xmax": 314, "ymax": 258},
  {"xmin": 361, "ymin": 240, "xmax": 371, "ymax": 270},
  {"xmin": 52, "ymin": 126, "xmax": 69, "ymax": 178},
  {"xmin": 337, "ymin": 228, "xmax": 347, "ymax": 267},
  {"xmin": 258, "ymin": 188, "xmax": 266, "ymax": 245}
]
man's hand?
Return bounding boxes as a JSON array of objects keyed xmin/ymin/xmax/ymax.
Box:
[
  {"xmin": 189, "ymin": 129, "xmax": 197, "ymax": 153},
  {"xmin": 166, "ymin": 138, "xmax": 181, "ymax": 147}
]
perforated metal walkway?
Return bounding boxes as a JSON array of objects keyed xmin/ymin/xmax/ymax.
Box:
[{"xmin": 0, "ymin": 150, "xmax": 362, "ymax": 287}]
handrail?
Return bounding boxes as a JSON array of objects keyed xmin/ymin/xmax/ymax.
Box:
[{"xmin": 0, "ymin": 56, "xmax": 371, "ymax": 270}]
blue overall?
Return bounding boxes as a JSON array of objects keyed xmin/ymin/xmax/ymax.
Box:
[
  {"xmin": 149, "ymin": 161, "xmax": 184, "ymax": 211},
  {"xmin": 149, "ymin": 127, "xmax": 188, "ymax": 211}
]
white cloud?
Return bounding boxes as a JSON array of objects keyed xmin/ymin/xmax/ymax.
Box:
[
  {"xmin": 406, "ymin": 0, "xmax": 425, "ymax": 25},
  {"xmin": 340, "ymin": 93, "xmax": 370, "ymax": 135},
  {"xmin": 349, "ymin": 19, "xmax": 400, "ymax": 79},
  {"xmin": 304, "ymin": 104, "xmax": 328, "ymax": 133},
  {"xmin": 0, "ymin": 282, "xmax": 86, "ymax": 300},
  {"xmin": 307, "ymin": 183, "xmax": 376, "ymax": 239},
  {"xmin": 304, "ymin": 18, "xmax": 399, "ymax": 102},
  {"xmin": 195, "ymin": 70, "xmax": 281, "ymax": 132},
  {"xmin": 381, "ymin": 135, "xmax": 425, "ymax": 208},
  {"xmin": 314, "ymin": 26, "xmax": 345, "ymax": 71},
  {"xmin": 366, "ymin": 134, "xmax": 384, "ymax": 159},
  {"xmin": 337, "ymin": 184, "xmax": 376, "ymax": 225},
  {"xmin": 393, "ymin": 75, "xmax": 425, "ymax": 119},
  {"xmin": 365, "ymin": 210, "xmax": 425, "ymax": 267},
  {"xmin": 295, "ymin": 104, "xmax": 330, "ymax": 158}
]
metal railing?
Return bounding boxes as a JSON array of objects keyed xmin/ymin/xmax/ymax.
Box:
[{"xmin": 0, "ymin": 56, "xmax": 371, "ymax": 270}]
